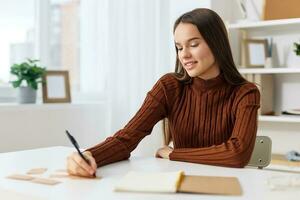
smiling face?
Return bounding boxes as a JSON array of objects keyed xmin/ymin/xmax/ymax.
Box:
[{"xmin": 174, "ymin": 22, "xmax": 220, "ymax": 80}]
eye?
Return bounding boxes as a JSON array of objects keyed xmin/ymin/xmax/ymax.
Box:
[
  {"xmin": 176, "ymin": 47, "xmax": 183, "ymax": 51},
  {"xmin": 190, "ymin": 43, "xmax": 199, "ymax": 47}
]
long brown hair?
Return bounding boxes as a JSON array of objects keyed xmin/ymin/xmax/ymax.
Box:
[
  {"xmin": 173, "ymin": 8, "xmax": 245, "ymax": 84},
  {"xmin": 163, "ymin": 8, "xmax": 247, "ymax": 145}
]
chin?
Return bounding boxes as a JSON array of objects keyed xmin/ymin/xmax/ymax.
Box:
[
  {"xmin": 187, "ymin": 73, "xmax": 197, "ymax": 78},
  {"xmin": 186, "ymin": 70, "xmax": 204, "ymax": 78}
]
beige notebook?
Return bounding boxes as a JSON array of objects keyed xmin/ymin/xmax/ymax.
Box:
[
  {"xmin": 115, "ymin": 171, "xmax": 183, "ymax": 193},
  {"xmin": 178, "ymin": 175, "xmax": 242, "ymax": 195},
  {"xmin": 115, "ymin": 171, "xmax": 242, "ymax": 195}
]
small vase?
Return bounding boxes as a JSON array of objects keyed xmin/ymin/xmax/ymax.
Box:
[
  {"xmin": 265, "ymin": 57, "xmax": 273, "ymax": 68},
  {"xmin": 18, "ymin": 86, "xmax": 37, "ymax": 104}
]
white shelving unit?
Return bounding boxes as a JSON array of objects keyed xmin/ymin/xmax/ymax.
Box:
[
  {"xmin": 228, "ymin": 19, "xmax": 300, "ymax": 123},
  {"xmin": 259, "ymin": 115, "xmax": 300, "ymax": 123},
  {"xmin": 238, "ymin": 67, "xmax": 300, "ymax": 74},
  {"xmin": 227, "ymin": 18, "xmax": 300, "ymax": 31},
  {"xmin": 228, "ymin": 18, "xmax": 300, "ymax": 154}
]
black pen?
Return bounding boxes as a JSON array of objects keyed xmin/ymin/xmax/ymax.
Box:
[{"xmin": 65, "ymin": 130, "xmax": 90, "ymax": 164}]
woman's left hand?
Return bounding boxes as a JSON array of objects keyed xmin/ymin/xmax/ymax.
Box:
[{"xmin": 155, "ymin": 146, "xmax": 173, "ymax": 159}]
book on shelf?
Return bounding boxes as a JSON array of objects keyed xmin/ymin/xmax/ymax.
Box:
[
  {"xmin": 271, "ymin": 154, "xmax": 300, "ymax": 167},
  {"xmin": 282, "ymin": 109, "xmax": 300, "ymax": 115},
  {"xmin": 263, "ymin": 0, "xmax": 300, "ymax": 20},
  {"xmin": 114, "ymin": 171, "xmax": 242, "ymax": 195}
]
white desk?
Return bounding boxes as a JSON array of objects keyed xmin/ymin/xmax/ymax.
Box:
[{"xmin": 0, "ymin": 146, "xmax": 299, "ymax": 200}]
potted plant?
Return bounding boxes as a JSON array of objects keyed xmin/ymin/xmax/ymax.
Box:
[
  {"xmin": 10, "ymin": 59, "xmax": 46, "ymax": 103},
  {"xmin": 288, "ymin": 41, "xmax": 300, "ymax": 67},
  {"xmin": 294, "ymin": 42, "xmax": 300, "ymax": 56}
]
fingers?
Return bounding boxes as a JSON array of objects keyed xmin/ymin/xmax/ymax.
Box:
[
  {"xmin": 155, "ymin": 152, "xmax": 162, "ymax": 158},
  {"xmin": 67, "ymin": 157, "xmax": 93, "ymax": 177},
  {"xmin": 73, "ymin": 152, "xmax": 94, "ymax": 174},
  {"xmin": 84, "ymin": 151, "xmax": 97, "ymax": 171},
  {"xmin": 166, "ymin": 146, "xmax": 173, "ymax": 151},
  {"xmin": 67, "ymin": 152, "xmax": 96, "ymax": 177},
  {"xmin": 87, "ymin": 156, "xmax": 97, "ymax": 171},
  {"xmin": 67, "ymin": 156, "xmax": 87, "ymax": 176},
  {"xmin": 155, "ymin": 146, "xmax": 173, "ymax": 159},
  {"xmin": 155, "ymin": 148, "xmax": 163, "ymax": 158}
]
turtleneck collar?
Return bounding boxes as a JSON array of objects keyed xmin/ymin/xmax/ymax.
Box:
[{"xmin": 190, "ymin": 73, "xmax": 227, "ymax": 92}]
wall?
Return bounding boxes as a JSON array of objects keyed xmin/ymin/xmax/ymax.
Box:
[
  {"xmin": 0, "ymin": 103, "xmax": 107, "ymax": 153},
  {"xmin": 258, "ymin": 122, "xmax": 300, "ymax": 154}
]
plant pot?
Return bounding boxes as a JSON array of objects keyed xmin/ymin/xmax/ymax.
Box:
[
  {"xmin": 18, "ymin": 86, "xmax": 37, "ymax": 104},
  {"xmin": 287, "ymin": 52, "xmax": 300, "ymax": 68}
]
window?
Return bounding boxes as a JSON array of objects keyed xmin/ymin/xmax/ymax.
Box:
[
  {"xmin": 48, "ymin": 0, "xmax": 80, "ymax": 91},
  {"xmin": 0, "ymin": 0, "xmax": 81, "ymax": 102},
  {"xmin": 0, "ymin": 0, "xmax": 35, "ymax": 85}
]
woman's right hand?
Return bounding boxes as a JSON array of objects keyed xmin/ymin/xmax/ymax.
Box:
[{"xmin": 67, "ymin": 151, "xmax": 97, "ymax": 177}]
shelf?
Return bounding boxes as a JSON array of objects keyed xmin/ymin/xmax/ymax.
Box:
[
  {"xmin": 227, "ymin": 18, "xmax": 300, "ymax": 30},
  {"xmin": 238, "ymin": 68, "xmax": 300, "ymax": 74},
  {"xmin": 259, "ymin": 115, "xmax": 300, "ymax": 123},
  {"xmin": 229, "ymin": 19, "xmax": 300, "ymax": 125}
]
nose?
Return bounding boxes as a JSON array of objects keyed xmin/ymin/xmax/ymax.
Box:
[{"xmin": 180, "ymin": 48, "xmax": 192, "ymax": 59}]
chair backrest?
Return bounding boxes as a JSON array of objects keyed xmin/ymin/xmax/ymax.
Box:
[{"xmin": 248, "ymin": 136, "xmax": 272, "ymax": 169}]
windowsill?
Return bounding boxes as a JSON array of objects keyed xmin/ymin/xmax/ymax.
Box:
[
  {"xmin": 0, "ymin": 100, "xmax": 106, "ymax": 111},
  {"xmin": 0, "ymin": 87, "xmax": 107, "ymax": 109}
]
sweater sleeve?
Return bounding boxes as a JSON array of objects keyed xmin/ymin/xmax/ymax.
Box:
[
  {"xmin": 86, "ymin": 74, "xmax": 177, "ymax": 167},
  {"xmin": 169, "ymin": 84, "xmax": 260, "ymax": 168}
]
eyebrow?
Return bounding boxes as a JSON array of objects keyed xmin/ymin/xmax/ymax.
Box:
[{"xmin": 175, "ymin": 37, "xmax": 201, "ymax": 45}]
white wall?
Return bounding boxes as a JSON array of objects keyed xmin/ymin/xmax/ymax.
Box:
[
  {"xmin": 0, "ymin": 103, "xmax": 107, "ymax": 153},
  {"xmin": 258, "ymin": 122, "xmax": 300, "ymax": 154}
]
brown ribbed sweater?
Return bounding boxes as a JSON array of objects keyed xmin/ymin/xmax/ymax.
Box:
[{"xmin": 87, "ymin": 73, "xmax": 260, "ymax": 168}]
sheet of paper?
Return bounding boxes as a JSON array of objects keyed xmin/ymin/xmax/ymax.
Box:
[
  {"xmin": 115, "ymin": 171, "xmax": 184, "ymax": 193},
  {"xmin": 49, "ymin": 171, "xmax": 101, "ymax": 180},
  {"xmin": 6, "ymin": 168, "xmax": 100, "ymax": 187},
  {"xmin": 27, "ymin": 168, "xmax": 48, "ymax": 175},
  {"xmin": 31, "ymin": 178, "xmax": 61, "ymax": 185},
  {"xmin": 6, "ymin": 174, "xmax": 35, "ymax": 181}
]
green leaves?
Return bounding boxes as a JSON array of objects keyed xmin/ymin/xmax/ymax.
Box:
[
  {"xmin": 10, "ymin": 58, "xmax": 46, "ymax": 90},
  {"xmin": 294, "ymin": 42, "xmax": 300, "ymax": 56}
]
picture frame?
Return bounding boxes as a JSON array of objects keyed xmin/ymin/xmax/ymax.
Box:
[
  {"xmin": 243, "ymin": 39, "xmax": 268, "ymax": 68},
  {"xmin": 42, "ymin": 70, "xmax": 71, "ymax": 103}
]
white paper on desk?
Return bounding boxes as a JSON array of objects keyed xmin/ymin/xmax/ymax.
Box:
[{"xmin": 115, "ymin": 171, "xmax": 184, "ymax": 193}]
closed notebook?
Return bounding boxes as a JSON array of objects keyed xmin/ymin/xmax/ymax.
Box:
[
  {"xmin": 115, "ymin": 171, "xmax": 183, "ymax": 193},
  {"xmin": 115, "ymin": 171, "xmax": 242, "ymax": 195}
]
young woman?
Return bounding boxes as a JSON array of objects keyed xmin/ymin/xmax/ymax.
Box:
[{"xmin": 67, "ymin": 8, "xmax": 260, "ymax": 177}]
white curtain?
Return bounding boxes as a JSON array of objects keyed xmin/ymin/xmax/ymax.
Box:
[
  {"xmin": 106, "ymin": 0, "xmax": 172, "ymax": 131},
  {"xmin": 80, "ymin": 0, "xmax": 173, "ymax": 155}
]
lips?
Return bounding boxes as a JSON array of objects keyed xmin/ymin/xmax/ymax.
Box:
[{"xmin": 183, "ymin": 61, "xmax": 197, "ymax": 70}]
